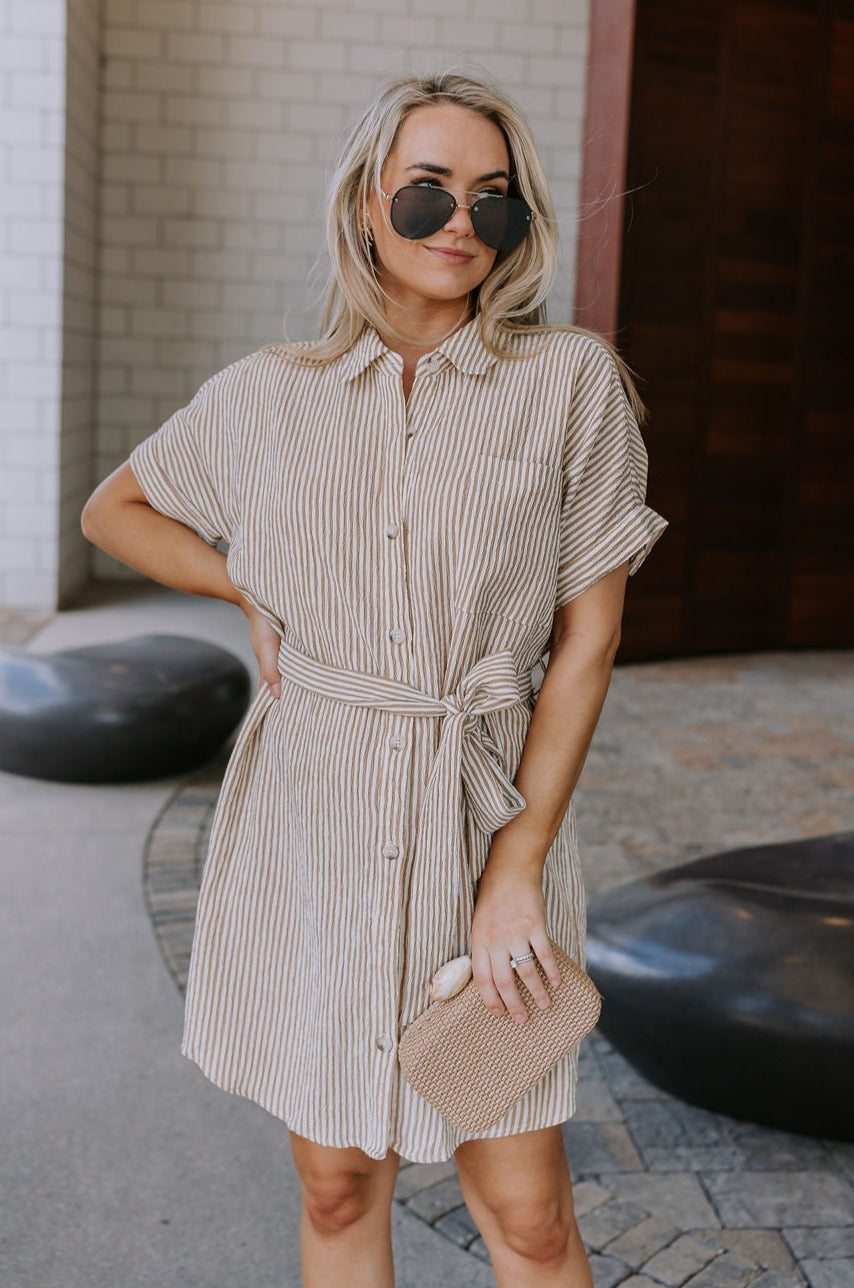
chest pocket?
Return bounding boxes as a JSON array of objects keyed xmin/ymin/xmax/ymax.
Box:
[{"xmin": 453, "ymin": 452, "xmax": 562, "ymax": 628}]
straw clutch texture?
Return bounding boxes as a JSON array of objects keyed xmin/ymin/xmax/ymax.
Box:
[{"xmin": 398, "ymin": 940, "xmax": 602, "ymax": 1132}]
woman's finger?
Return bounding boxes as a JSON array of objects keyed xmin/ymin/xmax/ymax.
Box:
[
  {"xmin": 259, "ymin": 640, "xmax": 281, "ymax": 693},
  {"xmin": 492, "ymin": 954, "xmax": 528, "ymax": 1023},
  {"xmin": 471, "ymin": 945, "xmax": 506, "ymax": 1017},
  {"xmin": 511, "ymin": 951, "xmax": 552, "ymax": 1011},
  {"xmin": 247, "ymin": 610, "xmax": 282, "ymax": 696},
  {"xmin": 529, "ymin": 930, "xmax": 562, "ymax": 990}
]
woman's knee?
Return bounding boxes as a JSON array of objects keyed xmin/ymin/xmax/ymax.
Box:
[
  {"xmin": 493, "ymin": 1196, "xmax": 575, "ymax": 1263},
  {"xmin": 289, "ymin": 1134, "xmax": 399, "ymax": 1238},
  {"xmin": 455, "ymin": 1127, "xmax": 579, "ymax": 1264},
  {"xmin": 301, "ymin": 1168, "xmax": 377, "ymax": 1236}
]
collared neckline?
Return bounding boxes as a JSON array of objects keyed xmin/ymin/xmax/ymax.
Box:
[{"xmin": 339, "ymin": 316, "xmax": 498, "ymax": 382}]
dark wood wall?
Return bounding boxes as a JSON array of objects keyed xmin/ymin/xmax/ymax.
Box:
[{"xmin": 613, "ymin": 0, "xmax": 854, "ymax": 660}]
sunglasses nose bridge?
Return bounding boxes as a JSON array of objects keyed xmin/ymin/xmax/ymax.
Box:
[{"xmin": 441, "ymin": 195, "xmax": 476, "ymax": 234}]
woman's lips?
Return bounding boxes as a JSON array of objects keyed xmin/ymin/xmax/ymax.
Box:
[{"xmin": 425, "ymin": 246, "xmax": 475, "ymax": 266}]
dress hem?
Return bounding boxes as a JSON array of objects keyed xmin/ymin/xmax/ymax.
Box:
[{"xmin": 180, "ymin": 1042, "xmax": 579, "ymax": 1165}]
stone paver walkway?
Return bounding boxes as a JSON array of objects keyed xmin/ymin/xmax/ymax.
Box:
[{"xmin": 143, "ymin": 649, "xmax": 854, "ymax": 1288}]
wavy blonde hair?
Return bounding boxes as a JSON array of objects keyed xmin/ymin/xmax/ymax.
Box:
[{"xmin": 288, "ymin": 71, "xmax": 647, "ymax": 424}]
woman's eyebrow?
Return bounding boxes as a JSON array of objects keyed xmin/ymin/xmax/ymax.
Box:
[
  {"xmin": 405, "ymin": 162, "xmax": 452, "ymax": 176},
  {"xmin": 405, "ymin": 162, "xmax": 510, "ymax": 182}
]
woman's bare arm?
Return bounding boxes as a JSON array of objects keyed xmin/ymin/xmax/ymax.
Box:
[
  {"xmin": 81, "ymin": 463, "xmax": 284, "ymax": 695},
  {"xmin": 81, "ymin": 462, "xmax": 242, "ymax": 606},
  {"xmin": 487, "ymin": 560, "xmax": 629, "ymax": 879},
  {"xmin": 471, "ymin": 561, "xmax": 629, "ymax": 1020}
]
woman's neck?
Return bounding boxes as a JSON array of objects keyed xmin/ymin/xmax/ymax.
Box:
[{"xmin": 375, "ymin": 293, "xmax": 473, "ymax": 365}]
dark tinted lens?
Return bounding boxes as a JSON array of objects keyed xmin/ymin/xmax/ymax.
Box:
[
  {"xmin": 389, "ymin": 186, "xmax": 456, "ymax": 240},
  {"xmin": 470, "ymin": 196, "xmax": 533, "ymax": 253}
]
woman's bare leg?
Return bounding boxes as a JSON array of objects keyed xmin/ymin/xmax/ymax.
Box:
[
  {"xmin": 288, "ymin": 1132, "xmax": 400, "ymax": 1288},
  {"xmin": 455, "ymin": 1124, "xmax": 593, "ymax": 1287}
]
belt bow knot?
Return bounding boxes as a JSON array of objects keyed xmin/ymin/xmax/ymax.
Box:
[
  {"xmin": 241, "ymin": 634, "xmax": 533, "ymax": 882},
  {"xmin": 428, "ymin": 650, "xmax": 531, "ymax": 836}
]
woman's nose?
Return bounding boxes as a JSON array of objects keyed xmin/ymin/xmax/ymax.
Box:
[{"xmin": 443, "ymin": 198, "xmax": 475, "ymax": 236}]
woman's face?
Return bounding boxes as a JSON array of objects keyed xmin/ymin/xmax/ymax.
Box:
[{"xmin": 366, "ymin": 102, "xmax": 511, "ymax": 321}]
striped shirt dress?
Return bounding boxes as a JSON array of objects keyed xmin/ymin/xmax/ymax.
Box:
[{"xmin": 129, "ymin": 318, "xmax": 668, "ymax": 1164}]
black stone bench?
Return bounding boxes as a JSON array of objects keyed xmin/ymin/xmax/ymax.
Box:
[
  {"xmin": 585, "ymin": 832, "xmax": 854, "ymax": 1141},
  {"xmin": 0, "ymin": 633, "xmax": 251, "ymax": 783}
]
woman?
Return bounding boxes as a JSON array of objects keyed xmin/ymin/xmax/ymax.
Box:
[{"xmin": 82, "ymin": 72, "xmax": 666, "ymax": 1288}]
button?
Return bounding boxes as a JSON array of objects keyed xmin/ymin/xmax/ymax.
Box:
[
  {"xmin": 405, "ymin": 426, "xmax": 415, "ymax": 437},
  {"xmin": 376, "ymin": 1035, "xmax": 394, "ymax": 1052},
  {"xmin": 389, "ymin": 627, "xmax": 405, "ymax": 644},
  {"xmin": 389, "ymin": 734, "xmax": 405, "ymax": 751},
  {"xmin": 382, "ymin": 843, "xmax": 399, "ymax": 860},
  {"xmin": 385, "ymin": 522, "xmax": 399, "ymax": 538}
]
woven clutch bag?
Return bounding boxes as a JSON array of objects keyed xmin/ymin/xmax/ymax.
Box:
[{"xmin": 397, "ymin": 940, "xmax": 602, "ymax": 1132}]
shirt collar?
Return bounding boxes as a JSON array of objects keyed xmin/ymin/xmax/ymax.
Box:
[
  {"xmin": 338, "ymin": 326, "xmax": 388, "ymax": 382},
  {"xmin": 339, "ymin": 316, "xmax": 498, "ymax": 382}
]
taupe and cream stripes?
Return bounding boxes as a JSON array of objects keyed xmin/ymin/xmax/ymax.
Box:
[{"xmin": 129, "ymin": 318, "xmax": 667, "ymax": 1163}]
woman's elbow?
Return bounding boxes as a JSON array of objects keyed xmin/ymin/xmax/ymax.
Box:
[
  {"xmin": 590, "ymin": 625, "xmax": 622, "ymax": 670},
  {"xmin": 80, "ymin": 486, "xmax": 113, "ymax": 545},
  {"xmin": 550, "ymin": 622, "xmax": 622, "ymax": 670},
  {"xmin": 81, "ymin": 462, "xmax": 143, "ymax": 544},
  {"xmin": 80, "ymin": 492, "xmax": 100, "ymax": 543},
  {"xmin": 605, "ymin": 622, "xmax": 622, "ymax": 659},
  {"xmin": 80, "ymin": 494, "xmax": 97, "ymax": 541}
]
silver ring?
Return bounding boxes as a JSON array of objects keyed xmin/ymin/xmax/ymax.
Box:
[{"xmin": 510, "ymin": 951, "xmax": 535, "ymax": 969}]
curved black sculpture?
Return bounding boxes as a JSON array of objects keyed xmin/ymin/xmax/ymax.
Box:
[
  {"xmin": 586, "ymin": 832, "xmax": 854, "ymax": 1141},
  {"xmin": 0, "ymin": 634, "xmax": 251, "ymax": 784}
]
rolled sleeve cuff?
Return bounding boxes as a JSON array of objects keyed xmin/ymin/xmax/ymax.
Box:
[
  {"xmin": 129, "ymin": 439, "xmax": 223, "ymax": 547},
  {"xmin": 554, "ymin": 504, "xmax": 668, "ymax": 610}
]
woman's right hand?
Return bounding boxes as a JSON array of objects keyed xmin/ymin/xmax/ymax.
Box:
[{"xmin": 239, "ymin": 598, "xmax": 283, "ymax": 699}]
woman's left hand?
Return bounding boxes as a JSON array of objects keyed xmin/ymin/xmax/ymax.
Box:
[{"xmin": 470, "ymin": 864, "xmax": 561, "ymax": 1023}]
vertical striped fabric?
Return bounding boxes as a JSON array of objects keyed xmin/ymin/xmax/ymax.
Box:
[{"xmin": 128, "ymin": 318, "xmax": 667, "ymax": 1163}]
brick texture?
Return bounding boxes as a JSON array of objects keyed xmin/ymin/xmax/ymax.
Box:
[
  {"xmin": 0, "ymin": 0, "xmax": 65, "ymax": 607},
  {"xmin": 59, "ymin": 0, "xmax": 100, "ymax": 605},
  {"xmin": 1, "ymin": 0, "xmax": 592, "ymax": 602}
]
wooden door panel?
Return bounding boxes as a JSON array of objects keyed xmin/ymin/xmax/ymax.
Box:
[{"xmin": 615, "ymin": 0, "xmax": 854, "ymax": 658}]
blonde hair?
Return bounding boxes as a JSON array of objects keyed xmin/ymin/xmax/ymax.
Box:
[{"xmin": 288, "ymin": 71, "xmax": 647, "ymax": 424}]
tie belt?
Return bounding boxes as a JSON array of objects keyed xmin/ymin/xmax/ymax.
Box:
[
  {"xmin": 275, "ymin": 634, "xmax": 533, "ymax": 852},
  {"xmin": 209, "ymin": 632, "xmax": 535, "ymax": 976}
]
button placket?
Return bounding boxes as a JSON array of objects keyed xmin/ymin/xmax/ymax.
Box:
[
  {"xmin": 374, "ymin": 368, "xmax": 414, "ymax": 1132},
  {"xmin": 380, "ymin": 368, "xmax": 413, "ymax": 682},
  {"xmin": 403, "ymin": 358, "xmax": 442, "ymax": 450}
]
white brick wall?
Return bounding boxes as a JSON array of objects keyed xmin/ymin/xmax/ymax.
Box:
[
  {"xmin": 0, "ymin": 0, "xmax": 65, "ymax": 608},
  {"xmin": 1, "ymin": 0, "xmax": 593, "ymax": 601},
  {"xmin": 94, "ymin": 0, "xmax": 590, "ymax": 579},
  {"xmin": 59, "ymin": 0, "xmax": 100, "ymax": 605}
]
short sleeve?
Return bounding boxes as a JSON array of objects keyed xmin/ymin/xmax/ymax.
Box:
[
  {"xmin": 129, "ymin": 361, "xmax": 242, "ymax": 547},
  {"xmin": 554, "ymin": 339, "xmax": 668, "ymax": 610}
]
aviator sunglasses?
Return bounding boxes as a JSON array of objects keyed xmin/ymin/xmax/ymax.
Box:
[{"xmin": 379, "ymin": 184, "xmax": 534, "ymax": 254}]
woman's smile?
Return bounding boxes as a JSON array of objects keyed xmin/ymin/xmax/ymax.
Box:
[{"xmin": 424, "ymin": 244, "xmax": 476, "ymax": 265}]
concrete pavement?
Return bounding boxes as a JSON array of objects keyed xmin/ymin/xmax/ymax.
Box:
[
  {"xmin": 1, "ymin": 584, "xmax": 490, "ymax": 1288},
  {"xmin": 2, "ymin": 582, "xmax": 853, "ymax": 1287}
]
